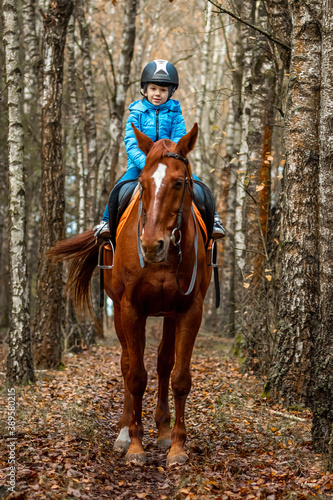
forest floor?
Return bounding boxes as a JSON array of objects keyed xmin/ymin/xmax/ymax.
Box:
[{"xmin": 1, "ymin": 321, "xmax": 333, "ymax": 500}]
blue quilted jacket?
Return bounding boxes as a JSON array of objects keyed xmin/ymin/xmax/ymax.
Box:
[{"xmin": 124, "ymin": 98, "xmax": 187, "ymax": 172}]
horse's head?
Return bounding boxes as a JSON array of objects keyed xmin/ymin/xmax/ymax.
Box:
[{"xmin": 132, "ymin": 123, "xmax": 198, "ymax": 263}]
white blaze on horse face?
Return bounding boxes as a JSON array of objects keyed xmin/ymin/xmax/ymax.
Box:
[{"xmin": 152, "ymin": 163, "xmax": 167, "ymax": 217}]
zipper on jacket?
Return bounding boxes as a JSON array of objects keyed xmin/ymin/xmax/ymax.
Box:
[{"xmin": 155, "ymin": 109, "xmax": 159, "ymax": 141}]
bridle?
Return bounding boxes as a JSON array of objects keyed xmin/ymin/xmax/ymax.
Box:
[{"xmin": 137, "ymin": 152, "xmax": 199, "ymax": 296}]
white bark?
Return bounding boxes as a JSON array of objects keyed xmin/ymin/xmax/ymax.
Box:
[
  {"xmin": 68, "ymin": 16, "xmax": 86, "ymax": 232},
  {"xmin": 311, "ymin": 0, "xmax": 333, "ymax": 466},
  {"xmin": 22, "ymin": 0, "xmax": 40, "ymax": 115},
  {"xmin": 75, "ymin": 0, "xmax": 98, "ymax": 227},
  {"xmin": 193, "ymin": 1, "xmax": 214, "ymax": 176},
  {"xmin": 2, "ymin": 0, "xmax": 34, "ymax": 383},
  {"xmin": 98, "ymin": 0, "xmax": 138, "ymax": 205},
  {"xmin": 268, "ymin": 0, "xmax": 321, "ymax": 403}
]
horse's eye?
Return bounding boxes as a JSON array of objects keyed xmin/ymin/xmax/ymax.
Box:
[{"xmin": 174, "ymin": 180, "xmax": 184, "ymax": 190}]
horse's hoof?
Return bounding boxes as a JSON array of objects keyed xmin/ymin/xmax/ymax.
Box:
[
  {"xmin": 157, "ymin": 437, "xmax": 171, "ymax": 450},
  {"xmin": 166, "ymin": 451, "xmax": 188, "ymax": 467},
  {"xmin": 113, "ymin": 440, "xmax": 130, "ymax": 453},
  {"xmin": 125, "ymin": 452, "xmax": 147, "ymax": 466}
]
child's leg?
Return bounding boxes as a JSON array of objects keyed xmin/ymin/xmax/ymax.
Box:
[{"xmin": 193, "ymin": 174, "xmax": 225, "ymax": 239}]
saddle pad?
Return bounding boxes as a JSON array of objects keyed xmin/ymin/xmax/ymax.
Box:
[
  {"xmin": 115, "ymin": 191, "xmax": 209, "ymax": 245},
  {"xmin": 116, "ymin": 190, "xmax": 140, "ymax": 241}
]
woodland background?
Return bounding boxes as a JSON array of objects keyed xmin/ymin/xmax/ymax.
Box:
[{"xmin": 1, "ymin": 0, "xmax": 332, "ymax": 471}]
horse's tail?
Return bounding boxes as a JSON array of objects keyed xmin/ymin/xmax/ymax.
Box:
[{"xmin": 47, "ymin": 229, "xmax": 98, "ymax": 317}]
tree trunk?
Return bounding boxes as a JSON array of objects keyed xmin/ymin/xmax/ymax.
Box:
[
  {"xmin": 267, "ymin": 0, "xmax": 321, "ymax": 404},
  {"xmin": 75, "ymin": 0, "xmax": 98, "ymax": 228},
  {"xmin": 2, "ymin": 0, "xmax": 35, "ymax": 384},
  {"xmin": 68, "ymin": 15, "xmax": 85, "ymax": 233},
  {"xmin": 22, "ymin": 0, "xmax": 40, "ymax": 116},
  {"xmin": 263, "ymin": 0, "xmax": 291, "ymax": 68},
  {"xmin": 0, "ymin": 41, "xmax": 10, "ymax": 335},
  {"xmin": 241, "ymin": 0, "xmax": 276, "ymax": 372},
  {"xmin": 310, "ymin": 0, "xmax": 333, "ymax": 470},
  {"xmin": 75, "ymin": 0, "xmax": 105, "ymax": 342},
  {"xmin": 220, "ymin": 13, "xmax": 243, "ymax": 335},
  {"xmin": 22, "ymin": 0, "xmax": 42, "ymax": 320},
  {"xmin": 34, "ymin": 0, "xmax": 74, "ymax": 369},
  {"xmin": 193, "ymin": 0, "xmax": 214, "ymax": 177},
  {"xmin": 98, "ymin": 0, "xmax": 138, "ymax": 215}
]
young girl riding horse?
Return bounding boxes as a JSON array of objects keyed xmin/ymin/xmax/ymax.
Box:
[{"xmin": 94, "ymin": 59, "xmax": 225, "ymax": 241}]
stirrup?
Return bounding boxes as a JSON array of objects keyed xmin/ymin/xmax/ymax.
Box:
[
  {"xmin": 97, "ymin": 240, "xmax": 114, "ymax": 269},
  {"xmin": 209, "ymin": 239, "xmax": 219, "ymax": 268}
]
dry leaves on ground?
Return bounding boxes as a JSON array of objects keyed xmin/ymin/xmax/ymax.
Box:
[{"xmin": 0, "ymin": 328, "xmax": 332, "ymax": 499}]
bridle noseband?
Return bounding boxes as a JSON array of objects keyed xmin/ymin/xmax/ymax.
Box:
[{"xmin": 137, "ymin": 152, "xmax": 199, "ymax": 296}]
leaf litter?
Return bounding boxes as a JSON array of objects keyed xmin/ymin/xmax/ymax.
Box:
[{"xmin": 0, "ymin": 325, "xmax": 332, "ymax": 500}]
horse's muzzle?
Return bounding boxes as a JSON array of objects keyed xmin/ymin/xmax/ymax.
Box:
[{"xmin": 140, "ymin": 236, "xmax": 170, "ymax": 263}]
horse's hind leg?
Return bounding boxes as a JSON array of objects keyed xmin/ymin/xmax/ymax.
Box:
[
  {"xmin": 155, "ymin": 317, "xmax": 175, "ymax": 450},
  {"xmin": 113, "ymin": 304, "xmax": 132, "ymax": 453}
]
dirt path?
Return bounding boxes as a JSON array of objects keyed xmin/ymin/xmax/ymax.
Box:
[{"xmin": 1, "ymin": 324, "xmax": 332, "ymax": 499}]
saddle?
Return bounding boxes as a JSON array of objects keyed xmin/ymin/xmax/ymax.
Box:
[{"xmin": 107, "ymin": 179, "xmax": 215, "ymax": 248}]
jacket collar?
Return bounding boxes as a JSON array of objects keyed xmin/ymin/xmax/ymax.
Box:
[{"xmin": 129, "ymin": 98, "xmax": 181, "ymax": 113}]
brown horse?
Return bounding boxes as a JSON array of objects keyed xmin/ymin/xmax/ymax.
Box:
[{"xmin": 49, "ymin": 123, "xmax": 212, "ymax": 467}]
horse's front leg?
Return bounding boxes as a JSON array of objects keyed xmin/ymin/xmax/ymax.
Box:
[
  {"xmin": 113, "ymin": 303, "xmax": 132, "ymax": 453},
  {"xmin": 121, "ymin": 304, "xmax": 147, "ymax": 466},
  {"xmin": 167, "ymin": 304, "xmax": 203, "ymax": 467},
  {"xmin": 155, "ymin": 317, "xmax": 175, "ymax": 450}
]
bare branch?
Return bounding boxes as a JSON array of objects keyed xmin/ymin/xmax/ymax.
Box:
[{"xmin": 207, "ymin": 0, "xmax": 291, "ymax": 52}]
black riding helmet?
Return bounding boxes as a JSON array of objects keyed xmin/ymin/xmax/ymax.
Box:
[{"xmin": 140, "ymin": 60, "xmax": 179, "ymax": 99}]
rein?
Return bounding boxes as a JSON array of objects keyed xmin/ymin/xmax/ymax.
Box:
[{"xmin": 137, "ymin": 152, "xmax": 198, "ymax": 296}]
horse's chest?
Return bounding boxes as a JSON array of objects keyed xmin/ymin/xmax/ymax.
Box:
[{"xmin": 132, "ymin": 276, "xmax": 178, "ymax": 315}]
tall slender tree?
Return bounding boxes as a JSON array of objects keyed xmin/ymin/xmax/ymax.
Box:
[
  {"xmin": 267, "ymin": 0, "xmax": 321, "ymax": 404},
  {"xmin": 2, "ymin": 0, "xmax": 35, "ymax": 384},
  {"xmin": 98, "ymin": 0, "xmax": 138, "ymax": 214},
  {"xmin": 240, "ymin": 0, "xmax": 277, "ymax": 371},
  {"xmin": 220, "ymin": 4, "xmax": 243, "ymax": 335},
  {"xmin": 0, "ymin": 23, "xmax": 10, "ymax": 334},
  {"xmin": 34, "ymin": 0, "xmax": 73, "ymax": 369},
  {"xmin": 75, "ymin": 0, "xmax": 98, "ymax": 229},
  {"xmin": 310, "ymin": 0, "xmax": 333, "ymax": 470}
]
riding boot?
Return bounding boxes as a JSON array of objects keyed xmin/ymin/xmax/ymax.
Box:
[
  {"xmin": 212, "ymin": 214, "xmax": 226, "ymax": 239},
  {"xmin": 192, "ymin": 180, "xmax": 226, "ymax": 240},
  {"xmin": 93, "ymin": 221, "xmax": 111, "ymax": 243}
]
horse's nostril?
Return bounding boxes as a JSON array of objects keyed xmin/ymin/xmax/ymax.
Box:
[{"xmin": 157, "ymin": 240, "xmax": 164, "ymax": 253}]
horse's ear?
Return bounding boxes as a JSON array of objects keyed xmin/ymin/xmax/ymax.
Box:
[
  {"xmin": 176, "ymin": 123, "xmax": 198, "ymax": 156},
  {"xmin": 132, "ymin": 123, "xmax": 154, "ymax": 155}
]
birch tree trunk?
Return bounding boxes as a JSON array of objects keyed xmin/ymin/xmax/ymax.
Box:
[
  {"xmin": 68, "ymin": 15, "xmax": 85, "ymax": 233},
  {"xmin": 193, "ymin": 0, "xmax": 213, "ymax": 177},
  {"xmin": 310, "ymin": 0, "xmax": 333, "ymax": 470},
  {"xmin": 22, "ymin": 0, "xmax": 42, "ymax": 319},
  {"xmin": 263, "ymin": 0, "xmax": 291, "ymax": 68},
  {"xmin": 75, "ymin": 0, "xmax": 102, "ymax": 343},
  {"xmin": 0, "ymin": 44, "xmax": 10, "ymax": 333},
  {"xmin": 98, "ymin": 0, "xmax": 138, "ymax": 215},
  {"xmin": 241, "ymin": 1, "xmax": 276, "ymax": 371},
  {"xmin": 235, "ymin": 0, "xmax": 254, "ymax": 285},
  {"xmin": 220, "ymin": 11, "xmax": 243, "ymax": 335},
  {"xmin": 267, "ymin": 0, "xmax": 321, "ymax": 404},
  {"xmin": 34, "ymin": 0, "xmax": 73, "ymax": 369},
  {"xmin": 22, "ymin": 0, "xmax": 40, "ymax": 115},
  {"xmin": 75, "ymin": 0, "xmax": 98, "ymax": 228},
  {"xmin": 2, "ymin": 0, "xmax": 35, "ymax": 384}
]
